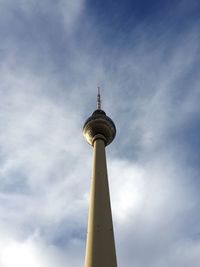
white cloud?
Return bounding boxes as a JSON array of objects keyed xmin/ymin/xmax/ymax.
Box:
[
  {"xmin": 0, "ymin": 0, "xmax": 200, "ymax": 266},
  {"xmin": 0, "ymin": 228, "xmax": 84, "ymax": 267},
  {"xmin": 59, "ymin": 0, "xmax": 85, "ymax": 33}
]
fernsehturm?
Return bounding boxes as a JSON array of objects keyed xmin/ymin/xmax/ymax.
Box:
[{"xmin": 83, "ymin": 88, "xmax": 117, "ymax": 267}]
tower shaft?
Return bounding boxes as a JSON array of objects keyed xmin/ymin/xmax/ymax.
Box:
[{"xmin": 85, "ymin": 138, "xmax": 117, "ymax": 267}]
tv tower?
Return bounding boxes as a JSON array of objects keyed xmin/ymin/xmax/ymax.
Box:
[{"xmin": 83, "ymin": 88, "xmax": 117, "ymax": 267}]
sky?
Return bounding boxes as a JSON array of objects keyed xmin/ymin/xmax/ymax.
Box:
[{"xmin": 0, "ymin": 0, "xmax": 200, "ymax": 266}]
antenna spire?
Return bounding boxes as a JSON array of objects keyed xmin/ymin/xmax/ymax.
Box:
[{"xmin": 97, "ymin": 86, "xmax": 101, "ymax": 110}]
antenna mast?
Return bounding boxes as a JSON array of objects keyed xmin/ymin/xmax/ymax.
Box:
[{"xmin": 97, "ymin": 86, "xmax": 101, "ymax": 110}]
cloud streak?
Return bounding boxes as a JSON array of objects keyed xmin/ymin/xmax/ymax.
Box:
[{"xmin": 0, "ymin": 0, "xmax": 200, "ymax": 266}]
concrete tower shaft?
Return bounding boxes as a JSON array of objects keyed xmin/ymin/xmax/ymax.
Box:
[{"xmin": 83, "ymin": 92, "xmax": 117, "ymax": 267}]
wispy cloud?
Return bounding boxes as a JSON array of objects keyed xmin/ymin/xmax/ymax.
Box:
[{"xmin": 0, "ymin": 0, "xmax": 200, "ymax": 266}]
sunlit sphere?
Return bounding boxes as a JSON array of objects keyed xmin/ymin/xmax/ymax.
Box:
[{"xmin": 83, "ymin": 109, "xmax": 116, "ymax": 146}]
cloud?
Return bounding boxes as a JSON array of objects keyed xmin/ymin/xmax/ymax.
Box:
[
  {"xmin": 0, "ymin": 228, "xmax": 85, "ymax": 267},
  {"xmin": 107, "ymin": 133, "xmax": 199, "ymax": 266},
  {"xmin": 0, "ymin": 0, "xmax": 200, "ymax": 266}
]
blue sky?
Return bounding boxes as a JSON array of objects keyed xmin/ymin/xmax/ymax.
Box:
[{"xmin": 0, "ymin": 0, "xmax": 200, "ymax": 266}]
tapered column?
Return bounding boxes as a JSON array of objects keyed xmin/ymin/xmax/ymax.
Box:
[{"xmin": 85, "ymin": 137, "xmax": 117, "ymax": 267}]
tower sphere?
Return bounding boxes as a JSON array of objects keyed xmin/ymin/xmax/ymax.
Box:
[{"xmin": 83, "ymin": 109, "xmax": 116, "ymax": 146}]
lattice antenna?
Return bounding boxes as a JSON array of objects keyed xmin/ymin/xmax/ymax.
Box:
[{"xmin": 97, "ymin": 86, "xmax": 101, "ymax": 110}]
